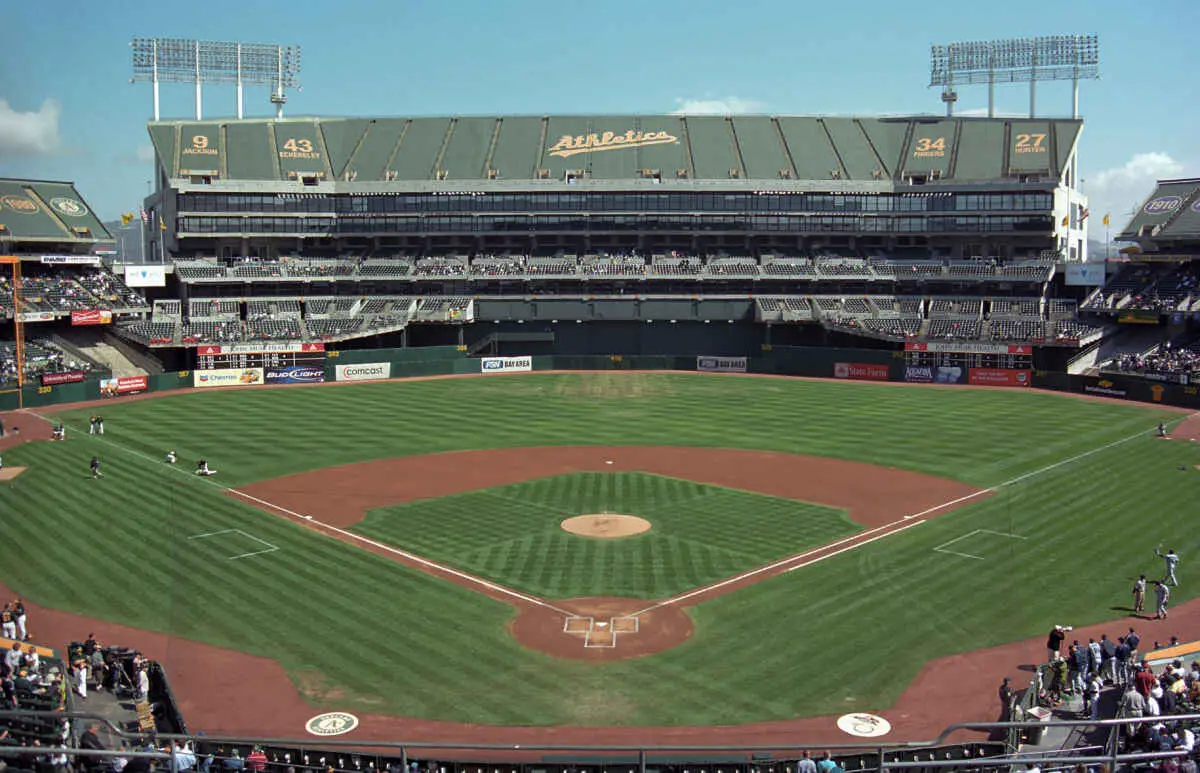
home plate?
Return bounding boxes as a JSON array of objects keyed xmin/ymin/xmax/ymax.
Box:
[
  {"xmin": 0, "ymin": 467, "xmax": 27, "ymax": 482},
  {"xmin": 597, "ymin": 621, "xmax": 608, "ymax": 627},
  {"xmin": 606, "ymin": 461, "xmax": 614, "ymax": 465}
]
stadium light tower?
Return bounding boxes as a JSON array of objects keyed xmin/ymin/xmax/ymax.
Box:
[
  {"xmin": 130, "ymin": 38, "xmax": 301, "ymax": 120},
  {"xmin": 929, "ymin": 34, "xmax": 1100, "ymax": 118}
]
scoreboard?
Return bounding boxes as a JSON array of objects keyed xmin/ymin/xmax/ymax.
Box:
[
  {"xmin": 905, "ymin": 349, "xmax": 1033, "ymax": 370},
  {"xmin": 903, "ymin": 342, "xmax": 1033, "ymax": 386},
  {"xmin": 195, "ymin": 342, "xmax": 325, "ymax": 370}
]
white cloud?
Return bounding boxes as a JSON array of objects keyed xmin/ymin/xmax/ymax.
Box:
[
  {"xmin": 115, "ymin": 144, "xmax": 157, "ymax": 166},
  {"xmin": 0, "ymin": 99, "xmax": 62, "ymax": 156},
  {"xmin": 671, "ymin": 97, "xmax": 764, "ymax": 115},
  {"xmin": 1085, "ymin": 152, "xmax": 1189, "ymax": 223}
]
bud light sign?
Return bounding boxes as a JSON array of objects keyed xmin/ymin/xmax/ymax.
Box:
[{"xmin": 265, "ymin": 366, "xmax": 325, "ymax": 384}]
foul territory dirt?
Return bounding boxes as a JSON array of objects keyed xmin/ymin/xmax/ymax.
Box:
[{"xmin": 0, "ymin": 382, "xmax": 1194, "ymax": 745}]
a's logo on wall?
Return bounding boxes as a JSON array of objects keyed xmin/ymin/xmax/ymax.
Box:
[
  {"xmin": 836, "ymin": 713, "xmax": 892, "ymax": 738},
  {"xmin": 50, "ymin": 197, "xmax": 87, "ymax": 217},
  {"xmin": 548, "ymin": 130, "xmax": 679, "ymax": 158},
  {"xmin": 0, "ymin": 195, "xmax": 38, "ymax": 214},
  {"xmin": 305, "ymin": 712, "xmax": 359, "ymax": 736},
  {"xmin": 1144, "ymin": 196, "xmax": 1182, "ymax": 215}
]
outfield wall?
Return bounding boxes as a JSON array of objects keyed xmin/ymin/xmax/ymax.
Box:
[{"xmin": 1, "ymin": 346, "xmax": 1195, "ymax": 411}]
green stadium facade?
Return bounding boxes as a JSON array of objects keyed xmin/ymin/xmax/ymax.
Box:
[
  {"xmin": 0, "ymin": 178, "xmax": 113, "ymax": 251},
  {"xmin": 124, "ymin": 114, "xmax": 1105, "ymax": 366}
]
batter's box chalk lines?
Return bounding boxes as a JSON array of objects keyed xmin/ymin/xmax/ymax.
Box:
[
  {"xmin": 187, "ymin": 528, "xmax": 280, "ymax": 561},
  {"xmin": 563, "ymin": 616, "xmax": 594, "ymax": 634},
  {"xmin": 932, "ymin": 528, "xmax": 1025, "ymax": 561}
]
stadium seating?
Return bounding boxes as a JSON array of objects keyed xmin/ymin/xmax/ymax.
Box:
[{"xmin": 0, "ymin": 339, "xmax": 101, "ymax": 386}]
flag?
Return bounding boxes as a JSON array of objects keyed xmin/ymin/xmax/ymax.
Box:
[
  {"xmin": 159, "ymin": 216, "xmax": 166, "ymax": 231},
  {"xmin": 1080, "ymin": 207, "xmax": 1090, "ymax": 223},
  {"xmin": 121, "ymin": 212, "xmax": 134, "ymax": 226},
  {"xmin": 1061, "ymin": 215, "xmax": 1069, "ymax": 227},
  {"xmin": 140, "ymin": 209, "xmax": 149, "ymax": 223},
  {"xmin": 1102, "ymin": 213, "xmax": 1111, "ymax": 227}
]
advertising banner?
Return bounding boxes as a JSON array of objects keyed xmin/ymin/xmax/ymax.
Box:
[
  {"xmin": 41, "ymin": 255, "xmax": 100, "ymax": 265},
  {"xmin": 905, "ymin": 342, "xmax": 1031, "ymax": 355},
  {"xmin": 196, "ymin": 342, "xmax": 325, "ymax": 356},
  {"xmin": 1142, "ymin": 371, "xmax": 1190, "ymax": 386},
  {"xmin": 1084, "ymin": 378, "xmax": 1129, "ymax": 398},
  {"xmin": 124, "ymin": 265, "xmax": 167, "ymax": 288},
  {"xmin": 697, "ymin": 356, "xmax": 748, "ymax": 373},
  {"xmin": 968, "ymin": 368, "xmax": 1032, "ymax": 387},
  {"xmin": 193, "ymin": 368, "xmax": 264, "ymax": 388},
  {"xmin": 17, "ymin": 311, "xmax": 54, "ymax": 323},
  {"xmin": 904, "ymin": 365, "xmax": 935, "ymax": 383},
  {"xmin": 832, "ymin": 362, "xmax": 890, "ymax": 382},
  {"xmin": 934, "ymin": 366, "xmax": 965, "ymax": 384},
  {"xmin": 334, "ymin": 362, "xmax": 391, "ymax": 382},
  {"xmin": 100, "ymin": 375, "xmax": 149, "ymax": 396},
  {"xmin": 1064, "ymin": 263, "xmax": 1107, "ymax": 286},
  {"xmin": 71, "ymin": 309, "xmax": 113, "ymax": 326},
  {"xmin": 41, "ymin": 370, "xmax": 85, "ymax": 386},
  {"xmin": 265, "ymin": 366, "xmax": 326, "ymax": 384},
  {"xmin": 481, "ymin": 356, "xmax": 533, "ymax": 374}
]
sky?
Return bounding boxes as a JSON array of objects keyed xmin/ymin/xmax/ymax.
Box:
[{"xmin": 0, "ymin": 0, "xmax": 1196, "ymax": 228}]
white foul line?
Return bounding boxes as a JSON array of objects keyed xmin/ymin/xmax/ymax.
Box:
[
  {"xmin": 29, "ymin": 410, "xmax": 1187, "ymax": 624},
  {"xmin": 229, "ymin": 488, "xmax": 574, "ymax": 616},
  {"xmin": 26, "ymin": 411, "xmax": 565, "ymax": 615},
  {"xmin": 632, "ymin": 419, "xmax": 1178, "ymax": 617}
]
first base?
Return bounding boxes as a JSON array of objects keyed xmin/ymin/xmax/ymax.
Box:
[{"xmin": 0, "ymin": 467, "xmax": 28, "ymax": 482}]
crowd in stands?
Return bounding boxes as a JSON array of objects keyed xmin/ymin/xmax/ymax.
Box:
[
  {"xmin": 1112, "ymin": 341, "xmax": 1200, "ymax": 376},
  {"xmin": 170, "ymin": 253, "xmax": 1058, "ymax": 282},
  {"xmin": 1028, "ymin": 621, "xmax": 1200, "ymax": 770},
  {"xmin": 0, "ymin": 339, "xmax": 98, "ymax": 386},
  {"xmin": 0, "ymin": 602, "xmax": 73, "ymax": 773},
  {"xmin": 0, "ymin": 271, "xmax": 148, "ymax": 317}
]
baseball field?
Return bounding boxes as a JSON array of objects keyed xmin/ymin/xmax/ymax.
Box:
[{"xmin": 0, "ymin": 371, "xmax": 1195, "ymax": 732}]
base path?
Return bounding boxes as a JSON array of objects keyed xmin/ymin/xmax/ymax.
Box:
[{"xmin": 237, "ymin": 447, "xmax": 984, "ymax": 661}]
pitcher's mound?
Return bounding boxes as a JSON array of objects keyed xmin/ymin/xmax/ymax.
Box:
[
  {"xmin": 0, "ymin": 467, "xmax": 27, "ymax": 482},
  {"xmin": 561, "ymin": 513, "xmax": 651, "ymax": 538}
]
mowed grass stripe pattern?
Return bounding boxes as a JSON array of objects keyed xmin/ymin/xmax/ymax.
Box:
[
  {"xmin": 353, "ymin": 472, "xmax": 855, "ymax": 598},
  {"xmin": 0, "ymin": 374, "xmax": 1187, "ymax": 727},
  {"xmin": 51, "ymin": 374, "xmax": 1175, "ymax": 488}
]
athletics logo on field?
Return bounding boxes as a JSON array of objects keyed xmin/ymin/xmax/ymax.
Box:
[
  {"xmin": 836, "ymin": 712, "xmax": 892, "ymax": 738},
  {"xmin": 305, "ymin": 712, "xmax": 359, "ymax": 736}
]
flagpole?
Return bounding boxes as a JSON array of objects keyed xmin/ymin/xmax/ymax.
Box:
[{"xmin": 139, "ymin": 209, "xmax": 146, "ymax": 263}]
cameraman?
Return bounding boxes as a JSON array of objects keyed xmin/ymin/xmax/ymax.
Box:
[{"xmin": 1047, "ymin": 625, "xmax": 1072, "ymax": 662}]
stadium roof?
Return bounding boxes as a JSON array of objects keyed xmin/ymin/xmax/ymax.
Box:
[
  {"xmin": 1119, "ymin": 178, "xmax": 1200, "ymax": 242},
  {"xmin": 0, "ymin": 178, "xmax": 113, "ymax": 246},
  {"xmin": 149, "ymin": 115, "xmax": 1082, "ymax": 188}
]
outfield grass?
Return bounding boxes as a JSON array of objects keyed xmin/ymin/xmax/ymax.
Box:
[
  {"xmin": 353, "ymin": 472, "xmax": 856, "ymax": 599},
  {"xmin": 0, "ymin": 373, "xmax": 1192, "ymax": 726}
]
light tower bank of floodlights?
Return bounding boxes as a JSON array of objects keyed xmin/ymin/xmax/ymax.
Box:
[
  {"xmin": 929, "ymin": 34, "xmax": 1100, "ymax": 119},
  {"xmin": 130, "ymin": 38, "xmax": 301, "ymax": 120}
]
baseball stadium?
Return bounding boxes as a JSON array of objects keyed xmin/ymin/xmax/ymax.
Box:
[{"xmin": 3, "ymin": 29, "xmax": 1200, "ymax": 773}]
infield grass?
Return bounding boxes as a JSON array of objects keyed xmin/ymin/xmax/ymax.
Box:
[
  {"xmin": 0, "ymin": 372, "xmax": 1193, "ymax": 726},
  {"xmin": 353, "ymin": 471, "xmax": 855, "ymax": 599}
]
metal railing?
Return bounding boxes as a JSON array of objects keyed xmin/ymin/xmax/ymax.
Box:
[{"xmin": 2, "ymin": 710, "xmax": 1198, "ymax": 773}]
